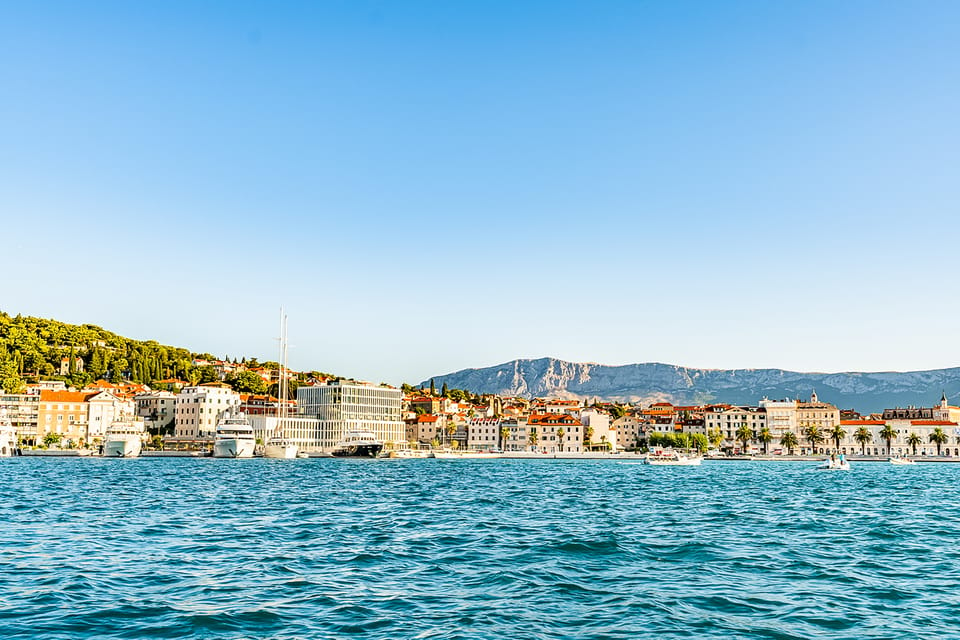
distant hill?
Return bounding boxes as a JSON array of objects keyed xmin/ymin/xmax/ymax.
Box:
[{"xmin": 422, "ymin": 357, "xmax": 960, "ymax": 414}]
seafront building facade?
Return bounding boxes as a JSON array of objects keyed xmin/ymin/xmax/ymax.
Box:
[
  {"xmin": 172, "ymin": 383, "xmax": 241, "ymax": 440},
  {"xmin": 295, "ymin": 380, "xmax": 404, "ymax": 452}
]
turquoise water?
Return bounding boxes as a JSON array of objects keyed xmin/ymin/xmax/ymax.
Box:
[{"xmin": 3, "ymin": 458, "xmax": 960, "ymax": 639}]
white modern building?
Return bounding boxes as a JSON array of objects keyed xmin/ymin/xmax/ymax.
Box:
[
  {"xmin": 173, "ymin": 383, "xmax": 241, "ymax": 440},
  {"xmin": 467, "ymin": 417, "xmax": 502, "ymax": 450},
  {"xmin": 295, "ymin": 380, "xmax": 404, "ymax": 452}
]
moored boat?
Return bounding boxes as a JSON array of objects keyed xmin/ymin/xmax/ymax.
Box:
[
  {"xmin": 102, "ymin": 417, "xmax": 146, "ymax": 458},
  {"xmin": 213, "ymin": 412, "xmax": 256, "ymax": 458},
  {"xmin": 264, "ymin": 440, "xmax": 299, "ymax": 459},
  {"xmin": 889, "ymin": 456, "xmax": 915, "ymax": 465},
  {"xmin": 331, "ymin": 430, "xmax": 383, "ymax": 458},
  {"xmin": 432, "ymin": 450, "xmax": 501, "ymax": 459},
  {"xmin": 643, "ymin": 450, "xmax": 703, "ymax": 466}
]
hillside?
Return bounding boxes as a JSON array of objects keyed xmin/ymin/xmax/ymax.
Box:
[{"xmin": 422, "ymin": 357, "xmax": 960, "ymax": 414}]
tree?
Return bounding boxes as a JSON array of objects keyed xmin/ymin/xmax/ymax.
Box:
[
  {"xmin": 441, "ymin": 382, "xmax": 448, "ymax": 397},
  {"xmin": 528, "ymin": 430, "xmax": 538, "ymax": 449},
  {"xmin": 225, "ymin": 370, "xmax": 268, "ymax": 394},
  {"xmin": 803, "ymin": 424, "xmax": 824, "ymax": 454},
  {"xmin": 758, "ymin": 427, "xmax": 773, "ymax": 454},
  {"xmin": 429, "ymin": 379, "xmax": 436, "ymax": 395},
  {"xmin": 780, "ymin": 431, "xmax": 799, "ymax": 455},
  {"xmin": 584, "ymin": 425, "xmax": 594, "ymax": 446},
  {"xmin": 829, "ymin": 424, "xmax": 847, "ymax": 453},
  {"xmin": 879, "ymin": 424, "xmax": 896, "ymax": 455},
  {"xmin": 691, "ymin": 432, "xmax": 709, "ymax": 454},
  {"xmin": 608, "ymin": 405, "xmax": 626, "ymax": 420},
  {"xmin": 499, "ymin": 425, "xmax": 510, "ymax": 451},
  {"xmin": 43, "ymin": 432, "xmax": 62, "ymax": 448},
  {"xmin": 556, "ymin": 427, "xmax": 565, "ymax": 452},
  {"xmin": 444, "ymin": 422, "xmax": 456, "ymax": 447},
  {"xmin": 907, "ymin": 432, "xmax": 921, "ymax": 456},
  {"xmin": 707, "ymin": 427, "xmax": 724, "ymax": 450},
  {"xmin": 853, "ymin": 427, "xmax": 872, "ymax": 455},
  {"xmin": 929, "ymin": 428, "xmax": 948, "ymax": 456},
  {"xmin": 735, "ymin": 423, "xmax": 753, "ymax": 455}
]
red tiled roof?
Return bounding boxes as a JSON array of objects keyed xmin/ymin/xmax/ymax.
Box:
[
  {"xmin": 841, "ymin": 420, "xmax": 885, "ymax": 426},
  {"xmin": 910, "ymin": 420, "xmax": 956, "ymax": 426}
]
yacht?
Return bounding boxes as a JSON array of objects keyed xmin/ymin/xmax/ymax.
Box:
[
  {"xmin": 889, "ymin": 456, "xmax": 916, "ymax": 465},
  {"xmin": 643, "ymin": 450, "xmax": 703, "ymax": 466},
  {"xmin": 0, "ymin": 410, "xmax": 17, "ymax": 457},
  {"xmin": 102, "ymin": 417, "xmax": 146, "ymax": 458},
  {"xmin": 331, "ymin": 430, "xmax": 383, "ymax": 458},
  {"xmin": 264, "ymin": 439, "xmax": 299, "ymax": 459},
  {"xmin": 213, "ymin": 412, "xmax": 256, "ymax": 458}
]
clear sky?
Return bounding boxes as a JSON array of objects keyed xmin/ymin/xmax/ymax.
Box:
[{"xmin": 3, "ymin": 1, "xmax": 959, "ymax": 384}]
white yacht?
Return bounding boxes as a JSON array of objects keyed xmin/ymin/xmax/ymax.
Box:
[
  {"xmin": 889, "ymin": 456, "xmax": 915, "ymax": 465},
  {"xmin": 643, "ymin": 450, "xmax": 703, "ymax": 466},
  {"xmin": 264, "ymin": 439, "xmax": 299, "ymax": 459},
  {"xmin": 213, "ymin": 412, "xmax": 256, "ymax": 458},
  {"xmin": 331, "ymin": 430, "xmax": 383, "ymax": 458},
  {"xmin": 102, "ymin": 417, "xmax": 146, "ymax": 458},
  {"xmin": 0, "ymin": 410, "xmax": 17, "ymax": 457}
]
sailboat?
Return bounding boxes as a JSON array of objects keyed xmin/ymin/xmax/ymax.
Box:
[{"xmin": 264, "ymin": 309, "xmax": 299, "ymax": 459}]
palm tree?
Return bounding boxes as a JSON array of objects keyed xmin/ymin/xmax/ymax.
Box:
[
  {"xmin": 803, "ymin": 423, "xmax": 824, "ymax": 454},
  {"xmin": 758, "ymin": 427, "xmax": 772, "ymax": 454},
  {"xmin": 499, "ymin": 425, "xmax": 511, "ymax": 452},
  {"xmin": 829, "ymin": 424, "xmax": 847, "ymax": 453},
  {"xmin": 780, "ymin": 431, "xmax": 799, "ymax": 455},
  {"xmin": 930, "ymin": 427, "xmax": 948, "ymax": 456},
  {"xmin": 853, "ymin": 427, "xmax": 872, "ymax": 455},
  {"xmin": 735, "ymin": 423, "xmax": 753, "ymax": 455},
  {"xmin": 583, "ymin": 425, "xmax": 594, "ymax": 449},
  {"xmin": 444, "ymin": 423, "xmax": 456, "ymax": 447},
  {"xmin": 556, "ymin": 427, "xmax": 566, "ymax": 453},
  {"xmin": 528, "ymin": 430, "xmax": 538, "ymax": 450},
  {"xmin": 707, "ymin": 427, "xmax": 724, "ymax": 450},
  {"xmin": 879, "ymin": 424, "xmax": 896, "ymax": 455},
  {"xmin": 907, "ymin": 432, "xmax": 921, "ymax": 456}
]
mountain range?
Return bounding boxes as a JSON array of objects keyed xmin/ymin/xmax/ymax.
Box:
[{"xmin": 422, "ymin": 358, "xmax": 960, "ymax": 414}]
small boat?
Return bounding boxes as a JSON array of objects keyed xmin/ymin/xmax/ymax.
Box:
[
  {"xmin": 817, "ymin": 458, "xmax": 851, "ymax": 470},
  {"xmin": 331, "ymin": 430, "xmax": 383, "ymax": 458},
  {"xmin": 889, "ymin": 456, "xmax": 916, "ymax": 465},
  {"xmin": 102, "ymin": 417, "xmax": 146, "ymax": 458},
  {"xmin": 264, "ymin": 440, "xmax": 299, "ymax": 459},
  {"xmin": 212, "ymin": 412, "xmax": 256, "ymax": 458},
  {"xmin": 379, "ymin": 444, "xmax": 434, "ymax": 458},
  {"xmin": 643, "ymin": 450, "xmax": 703, "ymax": 466},
  {"xmin": 432, "ymin": 450, "xmax": 501, "ymax": 459}
]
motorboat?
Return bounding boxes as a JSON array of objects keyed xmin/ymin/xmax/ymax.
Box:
[
  {"xmin": 102, "ymin": 417, "xmax": 146, "ymax": 458},
  {"xmin": 889, "ymin": 456, "xmax": 916, "ymax": 465},
  {"xmin": 432, "ymin": 449, "xmax": 501, "ymax": 459},
  {"xmin": 817, "ymin": 458, "xmax": 851, "ymax": 470},
  {"xmin": 264, "ymin": 440, "xmax": 299, "ymax": 459},
  {"xmin": 331, "ymin": 430, "xmax": 383, "ymax": 458},
  {"xmin": 212, "ymin": 412, "xmax": 256, "ymax": 458},
  {"xmin": 643, "ymin": 450, "xmax": 703, "ymax": 466}
]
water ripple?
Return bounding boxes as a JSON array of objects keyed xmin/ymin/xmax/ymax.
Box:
[{"xmin": 4, "ymin": 458, "xmax": 960, "ymax": 638}]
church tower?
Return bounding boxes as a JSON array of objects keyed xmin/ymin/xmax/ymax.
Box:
[{"xmin": 811, "ymin": 389, "xmax": 819, "ymax": 404}]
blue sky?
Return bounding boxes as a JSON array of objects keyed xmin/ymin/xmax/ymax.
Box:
[{"xmin": 3, "ymin": 1, "xmax": 959, "ymax": 384}]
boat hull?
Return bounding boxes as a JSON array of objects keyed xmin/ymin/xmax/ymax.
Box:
[
  {"xmin": 331, "ymin": 443, "xmax": 383, "ymax": 458},
  {"xmin": 264, "ymin": 443, "xmax": 299, "ymax": 459},
  {"xmin": 103, "ymin": 437, "xmax": 143, "ymax": 458},
  {"xmin": 212, "ymin": 438, "xmax": 256, "ymax": 458}
]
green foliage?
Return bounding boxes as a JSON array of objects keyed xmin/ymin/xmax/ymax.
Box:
[
  {"xmin": 226, "ymin": 370, "xmax": 268, "ymax": 394},
  {"xmin": 608, "ymin": 404, "xmax": 626, "ymax": 420},
  {"xmin": 43, "ymin": 432, "xmax": 62, "ymax": 447},
  {"xmin": 690, "ymin": 432, "xmax": 709, "ymax": 453},
  {"xmin": 779, "ymin": 431, "xmax": 799, "ymax": 454}
]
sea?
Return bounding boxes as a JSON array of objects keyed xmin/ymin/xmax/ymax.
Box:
[{"xmin": 3, "ymin": 457, "xmax": 960, "ymax": 639}]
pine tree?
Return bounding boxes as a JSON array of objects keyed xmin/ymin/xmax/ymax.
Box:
[{"xmin": 429, "ymin": 379, "xmax": 436, "ymax": 395}]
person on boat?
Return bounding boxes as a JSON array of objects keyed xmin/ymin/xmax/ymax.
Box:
[{"xmin": 839, "ymin": 452, "xmax": 846, "ymax": 466}]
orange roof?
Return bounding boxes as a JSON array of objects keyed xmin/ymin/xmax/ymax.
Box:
[
  {"xmin": 39, "ymin": 390, "xmax": 96, "ymax": 403},
  {"xmin": 910, "ymin": 420, "xmax": 956, "ymax": 426},
  {"xmin": 841, "ymin": 420, "xmax": 885, "ymax": 426},
  {"xmin": 417, "ymin": 415, "xmax": 439, "ymax": 423}
]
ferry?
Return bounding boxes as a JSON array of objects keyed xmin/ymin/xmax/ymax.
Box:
[
  {"xmin": 212, "ymin": 412, "xmax": 256, "ymax": 458},
  {"xmin": 102, "ymin": 417, "xmax": 146, "ymax": 458}
]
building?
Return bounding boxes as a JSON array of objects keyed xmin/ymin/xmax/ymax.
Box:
[
  {"xmin": 580, "ymin": 409, "xmax": 617, "ymax": 452},
  {"xmin": 135, "ymin": 390, "xmax": 177, "ymax": 435},
  {"xmin": 612, "ymin": 415, "xmax": 644, "ymax": 450},
  {"xmin": 173, "ymin": 383, "xmax": 241, "ymax": 440},
  {"xmin": 37, "ymin": 390, "xmax": 95, "ymax": 445},
  {"xmin": 527, "ymin": 412, "xmax": 583, "ymax": 453},
  {"xmin": 295, "ymin": 380, "xmax": 404, "ymax": 452},
  {"xmin": 704, "ymin": 406, "xmax": 767, "ymax": 452},
  {"xmin": 86, "ymin": 391, "xmax": 135, "ymax": 443},
  {"xmin": 0, "ymin": 393, "xmax": 40, "ymax": 446},
  {"xmin": 467, "ymin": 417, "xmax": 502, "ymax": 450}
]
